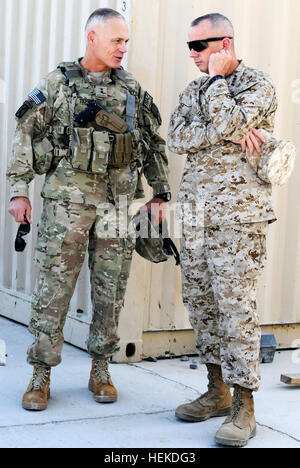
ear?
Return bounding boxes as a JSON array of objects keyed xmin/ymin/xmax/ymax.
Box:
[
  {"xmin": 87, "ymin": 30, "xmax": 96, "ymax": 46},
  {"xmin": 222, "ymin": 38, "xmax": 231, "ymax": 50}
]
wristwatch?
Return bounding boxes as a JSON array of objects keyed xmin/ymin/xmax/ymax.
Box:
[
  {"xmin": 209, "ymin": 75, "xmax": 225, "ymax": 86},
  {"xmin": 155, "ymin": 192, "xmax": 172, "ymax": 202}
]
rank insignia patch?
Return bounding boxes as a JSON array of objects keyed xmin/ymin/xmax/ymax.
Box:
[{"xmin": 28, "ymin": 89, "xmax": 46, "ymax": 105}]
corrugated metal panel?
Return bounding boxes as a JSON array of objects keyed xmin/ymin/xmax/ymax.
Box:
[{"xmin": 129, "ymin": 0, "xmax": 300, "ymax": 331}]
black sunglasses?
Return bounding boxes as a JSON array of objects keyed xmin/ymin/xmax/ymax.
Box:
[
  {"xmin": 15, "ymin": 219, "xmax": 31, "ymax": 252},
  {"xmin": 187, "ymin": 36, "xmax": 233, "ymax": 53}
]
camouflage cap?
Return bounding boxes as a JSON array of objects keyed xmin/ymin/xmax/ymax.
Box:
[
  {"xmin": 247, "ymin": 131, "xmax": 296, "ymax": 186},
  {"xmin": 132, "ymin": 210, "xmax": 180, "ymax": 265}
]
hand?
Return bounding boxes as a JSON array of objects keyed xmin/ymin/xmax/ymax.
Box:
[
  {"xmin": 8, "ymin": 197, "xmax": 32, "ymax": 224},
  {"xmin": 209, "ymin": 49, "xmax": 233, "ymax": 78},
  {"xmin": 234, "ymin": 129, "xmax": 265, "ymax": 157},
  {"xmin": 144, "ymin": 198, "xmax": 168, "ymax": 227}
]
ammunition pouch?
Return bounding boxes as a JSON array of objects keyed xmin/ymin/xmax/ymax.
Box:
[
  {"xmin": 110, "ymin": 133, "xmax": 132, "ymax": 168},
  {"xmin": 70, "ymin": 126, "xmax": 143, "ymax": 173},
  {"xmin": 91, "ymin": 131, "xmax": 111, "ymax": 175},
  {"xmin": 71, "ymin": 127, "xmax": 110, "ymax": 174},
  {"xmin": 72, "ymin": 127, "xmax": 93, "ymax": 171},
  {"xmin": 109, "ymin": 130, "xmax": 143, "ymax": 169}
]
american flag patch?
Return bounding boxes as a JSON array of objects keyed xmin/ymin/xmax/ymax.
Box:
[{"xmin": 28, "ymin": 89, "xmax": 46, "ymax": 105}]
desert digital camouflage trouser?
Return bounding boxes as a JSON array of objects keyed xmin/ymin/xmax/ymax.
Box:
[
  {"xmin": 181, "ymin": 222, "xmax": 268, "ymax": 392},
  {"xmin": 27, "ymin": 168, "xmax": 138, "ymax": 368}
]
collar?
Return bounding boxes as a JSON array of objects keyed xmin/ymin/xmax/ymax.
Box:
[
  {"xmin": 76, "ymin": 58, "xmax": 113, "ymax": 85},
  {"xmin": 226, "ymin": 60, "xmax": 244, "ymax": 79}
]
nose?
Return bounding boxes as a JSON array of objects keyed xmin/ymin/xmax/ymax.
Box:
[
  {"xmin": 189, "ymin": 48, "xmax": 199, "ymax": 58},
  {"xmin": 119, "ymin": 42, "xmax": 127, "ymax": 54}
]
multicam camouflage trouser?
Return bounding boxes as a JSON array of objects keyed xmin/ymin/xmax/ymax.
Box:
[
  {"xmin": 27, "ymin": 168, "xmax": 138, "ymax": 368},
  {"xmin": 181, "ymin": 222, "xmax": 268, "ymax": 392}
]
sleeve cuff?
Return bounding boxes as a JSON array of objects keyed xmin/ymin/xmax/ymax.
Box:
[
  {"xmin": 205, "ymin": 79, "xmax": 228, "ymax": 101},
  {"xmin": 207, "ymin": 124, "xmax": 221, "ymax": 146},
  {"xmin": 152, "ymin": 183, "xmax": 171, "ymax": 197},
  {"xmin": 9, "ymin": 182, "xmax": 29, "ymax": 200}
]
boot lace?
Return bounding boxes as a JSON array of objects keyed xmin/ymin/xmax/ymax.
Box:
[
  {"xmin": 197, "ymin": 364, "xmax": 219, "ymax": 402},
  {"xmin": 31, "ymin": 366, "xmax": 50, "ymax": 391},
  {"xmin": 93, "ymin": 359, "xmax": 112, "ymax": 385},
  {"xmin": 231, "ymin": 386, "xmax": 244, "ymax": 420},
  {"xmin": 207, "ymin": 364, "xmax": 216, "ymax": 393}
]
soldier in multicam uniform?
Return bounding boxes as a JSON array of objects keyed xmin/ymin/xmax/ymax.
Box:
[
  {"xmin": 168, "ymin": 13, "xmax": 285, "ymax": 447},
  {"xmin": 7, "ymin": 8, "xmax": 171, "ymax": 411}
]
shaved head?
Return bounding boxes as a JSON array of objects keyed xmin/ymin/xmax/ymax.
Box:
[
  {"xmin": 85, "ymin": 8, "xmax": 125, "ymax": 34},
  {"xmin": 191, "ymin": 13, "xmax": 234, "ymax": 37}
]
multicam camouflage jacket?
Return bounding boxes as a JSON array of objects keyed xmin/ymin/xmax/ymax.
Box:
[
  {"xmin": 7, "ymin": 59, "xmax": 170, "ymax": 205},
  {"xmin": 168, "ymin": 61, "xmax": 278, "ymax": 226}
]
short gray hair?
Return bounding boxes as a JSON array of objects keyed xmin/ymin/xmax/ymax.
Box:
[
  {"xmin": 191, "ymin": 13, "xmax": 234, "ymax": 36},
  {"xmin": 85, "ymin": 8, "xmax": 125, "ymax": 33}
]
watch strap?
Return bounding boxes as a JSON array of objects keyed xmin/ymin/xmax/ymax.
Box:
[{"xmin": 209, "ymin": 75, "xmax": 225, "ymax": 86}]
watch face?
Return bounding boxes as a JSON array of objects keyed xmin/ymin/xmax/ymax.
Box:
[{"xmin": 161, "ymin": 193, "xmax": 171, "ymax": 202}]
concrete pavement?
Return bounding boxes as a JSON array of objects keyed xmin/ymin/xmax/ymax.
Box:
[{"xmin": 0, "ymin": 315, "xmax": 299, "ymax": 449}]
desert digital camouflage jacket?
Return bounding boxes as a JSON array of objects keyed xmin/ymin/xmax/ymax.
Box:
[
  {"xmin": 7, "ymin": 59, "xmax": 170, "ymax": 205},
  {"xmin": 168, "ymin": 61, "xmax": 278, "ymax": 226}
]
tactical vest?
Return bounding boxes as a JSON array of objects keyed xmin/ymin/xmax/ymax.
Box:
[{"xmin": 35, "ymin": 61, "xmax": 144, "ymax": 176}]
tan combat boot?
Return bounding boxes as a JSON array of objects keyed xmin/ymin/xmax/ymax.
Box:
[
  {"xmin": 175, "ymin": 364, "xmax": 232, "ymax": 422},
  {"xmin": 215, "ymin": 385, "xmax": 256, "ymax": 447},
  {"xmin": 22, "ymin": 365, "xmax": 51, "ymax": 411},
  {"xmin": 88, "ymin": 359, "xmax": 118, "ymax": 403}
]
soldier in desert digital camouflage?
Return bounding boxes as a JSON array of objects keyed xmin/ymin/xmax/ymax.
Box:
[{"xmin": 168, "ymin": 13, "xmax": 294, "ymax": 447}]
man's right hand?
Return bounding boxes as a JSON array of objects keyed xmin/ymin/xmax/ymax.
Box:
[{"xmin": 8, "ymin": 197, "xmax": 32, "ymax": 224}]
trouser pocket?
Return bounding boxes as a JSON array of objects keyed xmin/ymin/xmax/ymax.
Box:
[
  {"xmin": 72, "ymin": 127, "xmax": 93, "ymax": 171},
  {"xmin": 91, "ymin": 131, "xmax": 110, "ymax": 175}
]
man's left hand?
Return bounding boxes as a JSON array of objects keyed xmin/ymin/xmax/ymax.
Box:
[
  {"xmin": 235, "ymin": 129, "xmax": 265, "ymax": 157},
  {"xmin": 144, "ymin": 198, "xmax": 168, "ymax": 227}
]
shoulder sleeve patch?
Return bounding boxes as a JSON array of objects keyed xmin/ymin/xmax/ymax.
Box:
[
  {"xmin": 15, "ymin": 88, "xmax": 47, "ymax": 120},
  {"xmin": 28, "ymin": 89, "xmax": 47, "ymax": 105}
]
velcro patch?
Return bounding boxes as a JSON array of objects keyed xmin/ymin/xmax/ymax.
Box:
[
  {"xmin": 143, "ymin": 91, "xmax": 153, "ymax": 111},
  {"xmin": 15, "ymin": 100, "xmax": 33, "ymax": 119},
  {"xmin": 151, "ymin": 103, "xmax": 162, "ymax": 125},
  {"xmin": 28, "ymin": 89, "xmax": 46, "ymax": 105}
]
